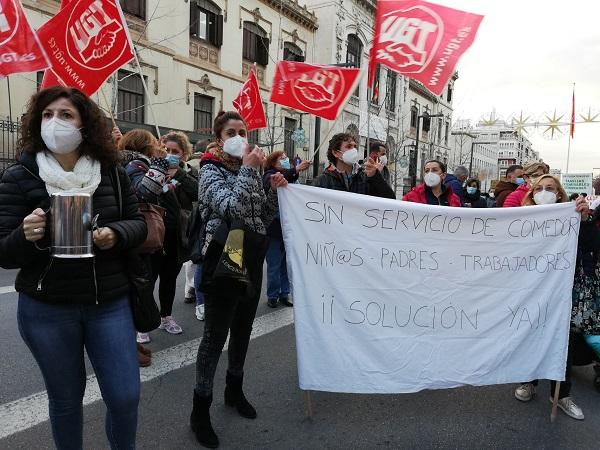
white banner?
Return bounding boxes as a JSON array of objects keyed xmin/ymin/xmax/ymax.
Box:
[
  {"xmin": 279, "ymin": 185, "xmax": 579, "ymax": 393},
  {"xmin": 561, "ymin": 173, "xmax": 593, "ymax": 196}
]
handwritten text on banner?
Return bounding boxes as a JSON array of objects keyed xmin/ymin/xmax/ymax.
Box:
[{"xmin": 278, "ymin": 185, "xmax": 578, "ymax": 393}]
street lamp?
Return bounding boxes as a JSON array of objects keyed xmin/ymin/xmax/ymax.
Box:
[
  {"xmin": 411, "ymin": 112, "xmax": 444, "ymax": 187},
  {"xmin": 469, "ymin": 140, "xmax": 494, "ymax": 178}
]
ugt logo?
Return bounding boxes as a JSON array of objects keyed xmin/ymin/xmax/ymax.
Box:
[
  {"xmin": 66, "ymin": 0, "xmax": 128, "ymax": 70},
  {"xmin": 377, "ymin": 5, "xmax": 443, "ymax": 73},
  {"xmin": 291, "ymin": 69, "xmax": 345, "ymax": 111},
  {"xmin": 0, "ymin": 0, "xmax": 19, "ymax": 46}
]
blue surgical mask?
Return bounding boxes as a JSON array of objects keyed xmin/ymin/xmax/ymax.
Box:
[
  {"xmin": 280, "ymin": 157, "xmax": 290, "ymax": 169},
  {"xmin": 516, "ymin": 177, "xmax": 525, "ymax": 185},
  {"xmin": 166, "ymin": 154, "xmax": 180, "ymax": 168},
  {"xmin": 466, "ymin": 186, "xmax": 477, "ymax": 195}
]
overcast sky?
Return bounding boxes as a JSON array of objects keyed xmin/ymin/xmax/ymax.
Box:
[{"xmin": 433, "ymin": 0, "xmax": 600, "ymax": 174}]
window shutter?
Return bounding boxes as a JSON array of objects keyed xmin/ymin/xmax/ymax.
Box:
[
  {"xmin": 259, "ymin": 37, "xmax": 270, "ymax": 66},
  {"xmin": 190, "ymin": 4, "xmax": 198, "ymax": 36},
  {"xmin": 213, "ymin": 14, "xmax": 223, "ymax": 47}
]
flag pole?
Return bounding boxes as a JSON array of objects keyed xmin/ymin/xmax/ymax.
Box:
[
  {"xmin": 566, "ymin": 82, "xmax": 575, "ymax": 172},
  {"xmin": 100, "ymin": 86, "xmax": 117, "ymax": 128},
  {"xmin": 133, "ymin": 47, "xmax": 161, "ymax": 138}
]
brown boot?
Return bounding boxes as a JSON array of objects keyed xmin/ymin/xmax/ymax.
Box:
[
  {"xmin": 137, "ymin": 343, "xmax": 152, "ymax": 357},
  {"xmin": 137, "ymin": 346, "xmax": 152, "ymax": 367}
]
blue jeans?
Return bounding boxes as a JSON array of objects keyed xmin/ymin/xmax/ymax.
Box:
[
  {"xmin": 194, "ymin": 263, "xmax": 205, "ymax": 306},
  {"xmin": 17, "ymin": 294, "xmax": 140, "ymax": 450},
  {"xmin": 265, "ymin": 235, "xmax": 290, "ymax": 300}
]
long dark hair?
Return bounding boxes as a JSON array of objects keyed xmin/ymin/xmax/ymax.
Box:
[{"xmin": 19, "ymin": 87, "xmax": 118, "ymax": 166}]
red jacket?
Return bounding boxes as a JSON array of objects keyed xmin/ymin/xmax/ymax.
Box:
[
  {"xmin": 402, "ymin": 184, "xmax": 461, "ymax": 207},
  {"xmin": 502, "ymin": 183, "xmax": 529, "ymax": 207}
]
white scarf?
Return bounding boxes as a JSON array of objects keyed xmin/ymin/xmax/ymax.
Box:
[{"xmin": 36, "ymin": 151, "xmax": 102, "ymax": 196}]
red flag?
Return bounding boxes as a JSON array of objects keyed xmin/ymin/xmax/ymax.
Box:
[
  {"xmin": 232, "ymin": 68, "xmax": 267, "ymax": 131},
  {"xmin": 570, "ymin": 87, "xmax": 575, "ymax": 138},
  {"xmin": 270, "ymin": 61, "xmax": 361, "ymax": 120},
  {"xmin": 40, "ymin": 0, "xmax": 72, "ymax": 90},
  {"xmin": 36, "ymin": 0, "xmax": 134, "ymax": 96},
  {"xmin": 368, "ymin": 0, "xmax": 483, "ymax": 96},
  {"xmin": 0, "ymin": 0, "xmax": 50, "ymax": 77}
]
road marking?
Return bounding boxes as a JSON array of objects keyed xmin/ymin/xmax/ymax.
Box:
[
  {"xmin": 0, "ymin": 286, "xmax": 16, "ymax": 295},
  {"xmin": 0, "ymin": 307, "xmax": 294, "ymax": 440}
]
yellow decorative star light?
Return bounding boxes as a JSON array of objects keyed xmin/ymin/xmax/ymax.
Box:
[
  {"xmin": 543, "ymin": 110, "xmax": 564, "ymax": 139},
  {"xmin": 481, "ymin": 113, "xmax": 498, "ymax": 126},
  {"xmin": 580, "ymin": 107, "xmax": 600, "ymax": 123},
  {"xmin": 512, "ymin": 111, "xmax": 531, "ymax": 135}
]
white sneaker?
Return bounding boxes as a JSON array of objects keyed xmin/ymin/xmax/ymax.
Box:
[
  {"xmin": 515, "ymin": 383, "xmax": 535, "ymax": 402},
  {"xmin": 159, "ymin": 316, "xmax": 183, "ymax": 334},
  {"xmin": 195, "ymin": 304, "xmax": 205, "ymax": 321},
  {"xmin": 136, "ymin": 332, "xmax": 151, "ymax": 344},
  {"xmin": 551, "ymin": 396, "xmax": 584, "ymax": 420}
]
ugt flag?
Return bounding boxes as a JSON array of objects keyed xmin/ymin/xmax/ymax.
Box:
[
  {"xmin": 40, "ymin": 0, "xmax": 72, "ymax": 89},
  {"xmin": 36, "ymin": 0, "xmax": 134, "ymax": 96},
  {"xmin": 0, "ymin": 0, "xmax": 50, "ymax": 77},
  {"xmin": 233, "ymin": 67, "xmax": 267, "ymax": 131},
  {"xmin": 368, "ymin": 0, "xmax": 483, "ymax": 96},
  {"xmin": 270, "ymin": 61, "xmax": 360, "ymax": 121}
]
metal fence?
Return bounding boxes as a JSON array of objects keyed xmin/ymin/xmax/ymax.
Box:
[{"xmin": 0, "ymin": 118, "xmax": 20, "ymax": 172}]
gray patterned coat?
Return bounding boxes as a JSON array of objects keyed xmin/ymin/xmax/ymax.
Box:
[{"xmin": 198, "ymin": 160, "xmax": 278, "ymax": 255}]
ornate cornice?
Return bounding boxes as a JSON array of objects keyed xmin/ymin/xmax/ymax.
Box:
[{"xmin": 259, "ymin": 0, "xmax": 319, "ymax": 31}]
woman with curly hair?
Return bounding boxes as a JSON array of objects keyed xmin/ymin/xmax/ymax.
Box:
[{"xmin": 0, "ymin": 87, "xmax": 147, "ymax": 448}]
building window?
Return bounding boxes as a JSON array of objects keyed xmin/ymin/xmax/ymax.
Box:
[
  {"xmin": 194, "ymin": 94, "xmax": 213, "ymax": 133},
  {"xmin": 444, "ymin": 122, "xmax": 450, "ymax": 145},
  {"xmin": 410, "ymin": 106, "xmax": 418, "ymax": 129},
  {"xmin": 248, "ymin": 129, "xmax": 259, "ymax": 146},
  {"xmin": 284, "ymin": 117, "xmax": 297, "ymax": 154},
  {"xmin": 36, "ymin": 71, "xmax": 44, "ymax": 92},
  {"xmin": 190, "ymin": 0, "xmax": 223, "ymax": 47},
  {"xmin": 243, "ymin": 22, "xmax": 269, "ymax": 66},
  {"xmin": 120, "ymin": 0, "xmax": 145, "ymax": 19},
  {"xmin": 371, "ymin": 65, "xmax": 382, "ymax": 105},
  {"xmin": 117, "ymin": 70, "xmax": 145, "ymax": 124},
  {"xmin": 283, "ymin": 42, "xmax": 304, "ymax": 62},
  {"xmin": 437, "ymin": 118, "xmax": 443, "ymax": 143},
  {"xmin": 346, "ymin": 34, "xmax": 362, "ymax": 97},
  {"xmin": 385, "ymin": 70, "xmax": 397, "ymax": 111},
  {"xmin": 421, "ymin": 113, "xmax": 431, "ymax": 133}
]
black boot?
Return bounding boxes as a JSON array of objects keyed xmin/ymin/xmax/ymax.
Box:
[
  {"xmin": 224, "ymin": 372, "xmax": 257, "ymax": 419},
  {"xmin": 190, "ymin": 391, "xmax": 219, "ymax": 448}
]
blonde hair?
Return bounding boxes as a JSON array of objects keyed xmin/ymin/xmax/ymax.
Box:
[
  {"xmin": 163, "ymin": 131, "xmax": 192, "ymax": 161},
  {"xmin": 522, "ymin": 174, "xmax": 568, "ymax": 206},
  {"xmin": 523, "ymin": 161, "xmax": 549, "ymax": 176}
]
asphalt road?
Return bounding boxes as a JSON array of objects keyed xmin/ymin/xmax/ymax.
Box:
[{"xmin": 1, "ymin": 267, "xmax": 600, "ymax": 449}]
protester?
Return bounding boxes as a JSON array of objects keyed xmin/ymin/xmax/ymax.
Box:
[
  {"xmin": 312, "ymin": 133, "xmax": 395, "ymax": 199},
  {"xmin": 369, "ymin": 141, "xmax": 391, "ymax": 185},
  {"xmin": 403, "ymin": 160, "xmax": 461, "ymax": 206},
  {"xmin": 263, "ymin": 151, "xmax": 310, "ymax": 308},
  {"xmin": 152, "ymin": 131, "xmax": 198, "ymax": 334},
  {"xmin": 570, "ymin": 193, "xmax": 580, "ymax": 201},
  {"xmin": 515, "ymin": 174, "xmax": 590, "ymax": 420},
  {"xmin": 0, "ymin": 87, "xmax": 147, "ymax": 449},
  {"xmin": 463, "ymin": 178, "xmax": 487, "ymax": 208},
  {"xmin": 494, "ymin": 164, "xmax": 523, "ymax": 207},
  {"xmin": 444, "ymin": 165, "xmax": 468, "ymax": 203},
  {"xmin": 118, "ymin": 129, "xmax": 170, "ymax": 348},
  {"xmin": 503, "ymin": 161, "xmax": 548, "ymax": 208},
  {"xmin": 191, "ymin": 111, "xmax": 288, "ymax": 448}
]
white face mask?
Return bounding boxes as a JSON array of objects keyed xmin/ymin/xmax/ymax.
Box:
[
  {"xmin": 341, "ymin": 148, "xmax": 360, "ymax": 166},
  {"xmin": 379, "ymin": 155, "xmax": 388, "ymax": 165},
  {"xmin": 222, "ymin": 135, "xmax": 247, "ymax": 159},
  {"xmin": 533, "ymin": 190, "xmax": 557, "ymax": 205},
  {"xmin": 41, "ymin": 117, "xmax": 83, "ymax": 154},
  {"xmin": 424, "ymin": 172, "xmax": 441, "ymax": 187}
]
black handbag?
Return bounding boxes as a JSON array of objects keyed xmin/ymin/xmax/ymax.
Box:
[
  {"xmin": 187, "ymin": 204, "xmax": 205, "ymax": 264},
  {"xmin": 112, "ymin": 167, "xmax": 161, "ymax": 332},
  {"xmin": 201, "ymin": 192, "xmax": 268, "ymax": 298}
]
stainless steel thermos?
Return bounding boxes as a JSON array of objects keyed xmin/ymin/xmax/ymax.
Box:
[{"xmin": 50, "ymin": 193, "xmax": 94, "ymax": 258}]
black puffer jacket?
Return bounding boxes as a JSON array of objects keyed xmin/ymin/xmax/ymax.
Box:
[
  {"xmin": 0, "ymin": 152, "xmax": 147, "ymax": 305},
  {"xmin": 313, "ymin": 165, "xmax": 396, "ymax": 199}
]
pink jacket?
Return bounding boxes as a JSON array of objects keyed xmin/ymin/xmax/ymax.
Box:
[{"xmin": 502, "ymin": 183, "xmax": 529, "ymax": 207}]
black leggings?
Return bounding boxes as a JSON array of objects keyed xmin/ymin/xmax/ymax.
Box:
[
  {"xmin": 195, "ymin": 288, "xmax": 260, "ymax": 396},
  {"xmin": 150, "ymin": 230, "xmax": 183, "ymax": 318}
]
